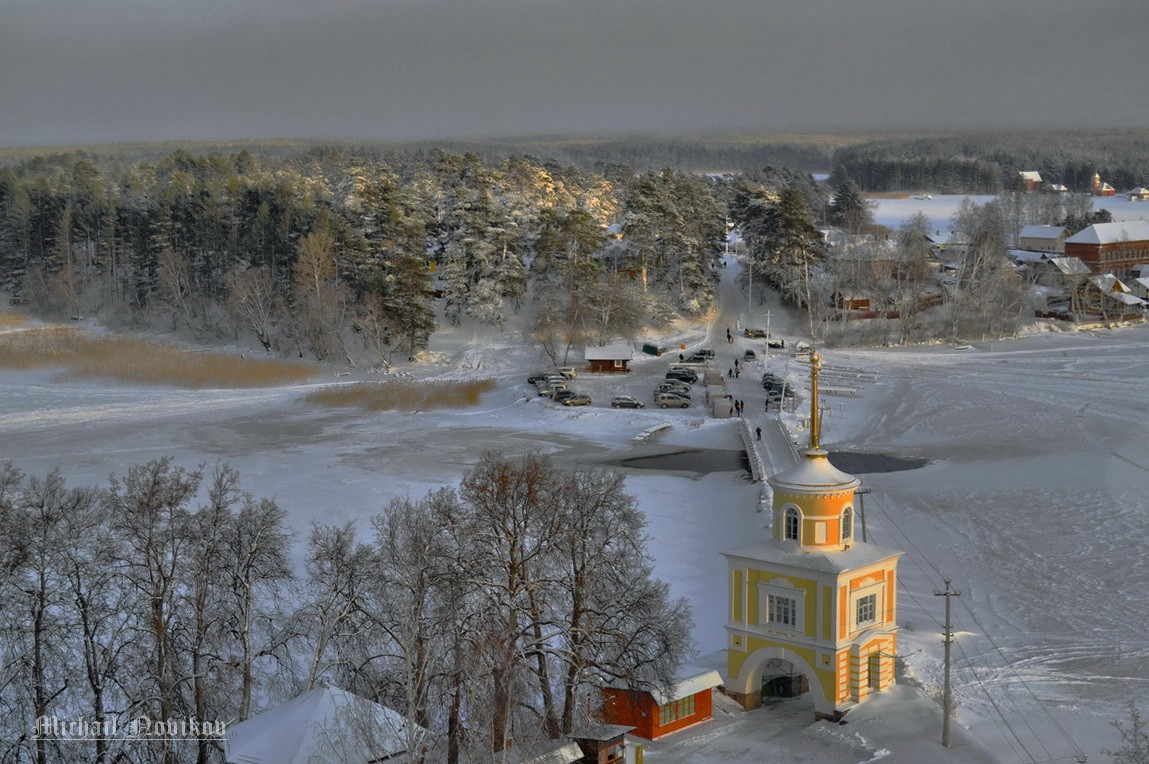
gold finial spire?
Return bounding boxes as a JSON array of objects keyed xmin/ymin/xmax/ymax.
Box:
[{"xmin": 809, "ymin": 350, "xmax": 822, "ymax": 450}]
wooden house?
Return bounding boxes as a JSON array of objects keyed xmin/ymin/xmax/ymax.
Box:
[
  {"xmin": 1091, "ymin": 173, "xmax": 1116, "ymax": 197},
  {"xmin": 1081, "ymin": 274, "xmax": 1146, "ymax": 320},
  {"xmin": 1128, "ymin": 187, "xmax": 1149, "ymax": 202},
  {"xmin": 602, "ymin": 666, "xmax": 723, "ymax": 740},
  {"xmin": 1017, "ymin": 171, "xmax": 1042, "ymax": 192},
  {"xmin": 831, "ymin": 291, "xmax": 872, "ymax": 311},
  {"xmin": 1017, "ymin": 225, "xmax": 1069, "ymax": 254},
  {"xmin": 584, "ymin": 343, "xmax": 634, "ymax": 373},
  {"xmin": 1129, "ymin": 277, "xmax": 1149, "ymax": 301},
  {"xmin": 567, "ymin": 723, "xmax": 632, "ymax": 763}
]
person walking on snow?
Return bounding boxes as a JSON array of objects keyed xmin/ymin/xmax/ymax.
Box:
[{"xmin": 756, "ymin": 426, "xmax": 762, "ymax": 441}]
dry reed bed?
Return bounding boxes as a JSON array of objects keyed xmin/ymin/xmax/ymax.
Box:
[
  {"xmin": 0, "ymin": 312, "xmax": 26, "ymax": 330},
  {"xmin": 0, "ymin": 327, "xmax": 317, "ymax": 388},
  {"xmin": 306, "ymin": 379, "xmax": 495, "ymax": 411}
]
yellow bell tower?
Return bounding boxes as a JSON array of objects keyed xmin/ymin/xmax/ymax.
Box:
[{"xmin": 723, "ymin": 352, "xmax": 903, "ymax": 719}]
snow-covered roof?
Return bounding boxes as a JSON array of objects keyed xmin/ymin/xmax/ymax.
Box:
[
  {"xmin": 1065, "ymin": 221, "xmax": 1149, "ymax": 245},
  {"xmin": 1017, "ymin": 225, "xmax": 1066, "ymax": 240},
  {"xmin": 768, "ymin": 449, "xmax": 860, "ymax": 495},
  {"xmin": 1018, "ymin": 171, "xmax": 1042, "ymax": 182},
  {"xmin": 1010, "ymin": 250, "xmax": 1049, "ymax": 263},
  {"xmin": 1090, "ymin": 274, "xmax": 1120, "ymax": 292},
  {"xmin": 1133, "ymin": 277, "xmax": 1149, "ymax": 290},
  {"xmin": 1047, "ymin": 257, "xmax": 1091, "ymax": 276},
  {"xmin": 569, "ymin": 722, "xmax": 634, "ymax": 741},
  {"xmin": 724, "ymin": 538, "xmax": 903, "ymax": 575},
  {"xmin": 224, "ymin": 685, "xmax": 428, "ymax": 764},
  {"xmin": 656, "ymin": 666, "xmax": 723, "ymax": 705},
  {"xmin": 610, "ymin": 665, "xmax": 724, "ymax": 706},
  {"xmin": 584, "ymin": 343, "xmax": 634, "ymax": 361},
  {"xmin": 1108, "ymin": 292, "xmax": 1146, "ymax": 306},
  {"xmin": 502, "ymin": 740, "xmax": 584, "ymax": 764}
]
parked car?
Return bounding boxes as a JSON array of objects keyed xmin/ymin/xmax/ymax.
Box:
[
  {"xmin": 610, "ymin": 395, "xmax": 645, "ymax": 409},
  {"xmin": 533, "ymin": 372, "xmax": 566, "ymax": 385},
  {"xmin": 654, "ymin": 392, "xmax": 691, "ymax": 409},
  {"xmin": 764, "ymin": 383, "xmax": 795, "ymax": 398},
  {"xmin": 675, "ymin": 355, "xmax": 709, "ymax": 366},
  {"xmin": 537, "ymin": 382, "xmax": 568, "ymax": 397},
  {"xmin": 659, "ymin": 378, "xmax": 691, "ymax": 394},
  {"xmin": 666, "ymin": 369, "xmax": 698, "ymax": 384},
  {"xmin": 744, "ymin": 327, "xmax": 768, "ymax": 338},
  {"xmin": 553, "ymin": 389, "xmax": 578, "ymax": 403},
  {"xmin": 767, "ymin": 338, "xmax": 786, "ymax": 349},
  {"xmin": 561, "ymin": 393, "xmax": 592, "ymax": 406},
  {"xmin": 656, "ymin": 384, "xmax": 691, "ymax": 399},
  {"xmin": 744, "ymin": 350, "xmax": 757, "ymax": 362},
  {"xmin": 529, "ymin": 368, "xmax": 576, "ymax": 383},
  {"xmin": 695, "ymin": 348, "xmax": 716, "ymax": 358}
]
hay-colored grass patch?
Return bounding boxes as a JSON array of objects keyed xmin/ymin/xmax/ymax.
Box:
[
  {"xmin": 0, "ymin": 327, "xmax": 317, "ymax": 388},
  {"xmin": 0, "ymin": 312, "xmax": 26, "ymax": 330},
  {"xmin": 306, "ymin": 379, "xmax": 495, "ymax": 411}
]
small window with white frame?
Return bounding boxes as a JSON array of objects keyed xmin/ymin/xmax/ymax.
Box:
[
  {"xmin": 759, "ymin": 579, "xmax": 804, "ymax": 633},
  {"xmin": 856, "ymin": 593, "xmax": 877, "ymax": 627},
  {"xmin": 784, "ymin": 507, "xmax": 800, "ymax": 541},
  {"xmin": 767, "ymin": 594, "xmax": 797, "ymax": 626},
  {"xmin": 848, "ymin": 580, "xmax": 885, "ymax": 633}
]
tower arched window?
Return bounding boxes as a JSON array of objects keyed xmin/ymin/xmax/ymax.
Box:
[
  {"xmin": 842, "ymin": 507, "xmax": 853, "ymax": 542},
  {"xmin": 784, "ymin": 507, "xmax": 801, "ymax": 541}
]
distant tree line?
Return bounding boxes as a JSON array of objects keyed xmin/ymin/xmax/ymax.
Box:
[
  {"xmin": 0, "ymin": 147, "xmax": 736, "ymax": 362},
  {"xmin": 831, "ymin": 129, "xmax": 1149, "ymax": 193},
  {"xmin": 0, "ymin": 454, "xmax": 690, "ymax": 764}
]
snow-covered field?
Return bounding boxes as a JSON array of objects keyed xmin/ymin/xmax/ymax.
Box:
[
  {"xmin": 870, "ymin": 193, "xmax": 1149, "ymax": 237},
  {"xmin": 4, "ymin": 258, "xmax": 1145, "ymax": 761}
]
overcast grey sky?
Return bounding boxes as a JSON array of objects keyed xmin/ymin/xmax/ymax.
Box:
[{"xmin": 1, "ymin": 0, "xmax": 1146, "ymax": 147}]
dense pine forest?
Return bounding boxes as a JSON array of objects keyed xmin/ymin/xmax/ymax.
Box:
[{"xmin": 0, "ymin": 143, "xmax": 829, "ymax": 363}]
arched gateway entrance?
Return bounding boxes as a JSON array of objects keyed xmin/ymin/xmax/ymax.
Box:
[{"xmin": 729, "ymin": 646, "xmax": 833, "ymax": 717}]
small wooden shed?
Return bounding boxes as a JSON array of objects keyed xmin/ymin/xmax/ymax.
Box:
[
  {"xmin": 567, "ymin": 722, "xmax": 632, "ymax": 763},
  {"xmin": 602, "ymin": 666, "xmax": 723, "ymax": 740},
  {"xmin": 584, "ymin": 343, "xmax": 634, "ymax": 373}
]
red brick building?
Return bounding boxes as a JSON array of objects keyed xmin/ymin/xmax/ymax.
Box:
[
  {"xmin": 1063, "ymin": 221, "xmax": 1149, "ymax": 278},
  {"xmin": 601, "ymin": 667, "xmax": 723, "ymax": 740}
]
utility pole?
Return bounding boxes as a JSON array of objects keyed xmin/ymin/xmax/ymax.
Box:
[
  {"xmin": 764, "ymin": 309, "xmax": 773, "ymax": 367},
  {"xmin": 934, "ymin": 579, "xmax": 961, "ymax": 748},
  {"xmin": 748, "ymin": 255, "xmax": 754, "ymax": 315},
  {"xmin": 855, "ymin": 486, "xmax": 871, "ymax": 542}
]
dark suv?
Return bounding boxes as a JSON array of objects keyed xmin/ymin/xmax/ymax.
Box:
[{"xmin": 666, "ymin": 369, "xmax": 698, "ymax": 384}]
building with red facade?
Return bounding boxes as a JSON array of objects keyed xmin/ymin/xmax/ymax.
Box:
[
  {"xmin": 601, "ymin": 666, "xmax": 723, "ymax": 740},
  {"xmin": 1064, "ymin": 221, "xmax": 1149, "ymax": 278}
]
